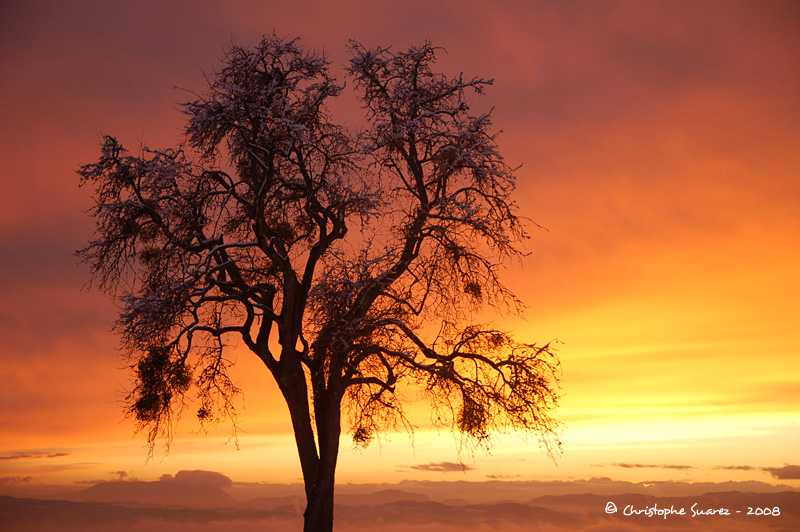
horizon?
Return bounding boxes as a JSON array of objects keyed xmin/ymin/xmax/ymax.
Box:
[
  {"xmin": 5, "ymin": 469, "xmax": 800, "ymax": 499},
  {"xmin": 3, "ymin": 470, "xmax": 799, "ymax": 532}
]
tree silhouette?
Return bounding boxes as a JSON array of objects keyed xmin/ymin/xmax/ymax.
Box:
[{"xmin": 78, "ymin": 34, "xmax": 561, "ymax": 532}]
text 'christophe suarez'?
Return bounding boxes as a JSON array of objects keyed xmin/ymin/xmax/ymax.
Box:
[{"xmin": 604, "ymin": 501, "xmax": 781, "ymax": 519}]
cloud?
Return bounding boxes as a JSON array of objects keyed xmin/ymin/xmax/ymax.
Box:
[
  {"xmin": 75, "ymin": 471, "xmax": 132, "ymax": 485},
  {"xmin": 761, "ymin": 464, "xmax": 800, "ymax": 480},
  {"xmin": 72, "ymin": 470, "xmax": 236, "ymax": 507},
  {"xmin": 406, "ymin": 461, "xmax": 473, "ymax": 473},
  {"xmin": 713, "ymin": 463, "xmax": 800, "ymax": 479},
  {"xmin": 608, "ymin": 463, "xmax": 694, "ymax": 470},
  {"xmin": 0, "ymin": 476, "xmax": 35, "ymax": 485},
  {"xmin": 0, "ymin": 451, "xmax": 69, "ymax": 461}
]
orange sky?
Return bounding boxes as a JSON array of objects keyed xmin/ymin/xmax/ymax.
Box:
[{"xmin": 1, "ymin": 0, "xmax": 798, "ymax": 490}]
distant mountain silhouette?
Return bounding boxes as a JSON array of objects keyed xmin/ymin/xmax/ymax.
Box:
[
  {"xmin": 240, "ymin": 494, "xmax": 305, "ymax": 512},
  {"xmin": 0, "ymin": 495, "xmax": 296, "ymax": 532},
  {"xmin": 3, "ymin": 490, "xmax": 799, "ymax": 532},
  {"xmin": 333, "ymin": 498, "xmax": 583, "ymax": 529},
  {"xmin": 4, "ymin": 481, "xmax": 798, "ymax": 532},
  {"xmin": 336, "ymin": 489, "xmax": 431, "ymax": 506}
]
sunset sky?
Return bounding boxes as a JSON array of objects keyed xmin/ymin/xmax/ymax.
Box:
[{"xmin": 1, "ymin": 0, "xmax": 798, "ymax": 492}]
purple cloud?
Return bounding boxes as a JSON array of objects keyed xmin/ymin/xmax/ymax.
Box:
[
  {"xmin": 761, "ymin": 464, "xmax": 800, "ymax": 480},
  {"xmin": 611, "ymin": 463, "xmax": 694, "ymax": 470},
  {"xmin": 407, "ymin": 461, "xmax": 473, "ymax": 472}
]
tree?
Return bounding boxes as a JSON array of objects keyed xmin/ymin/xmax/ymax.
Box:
[{"xmin": 78, "ymin": 34, "xmax": 561, "ymax": 532}]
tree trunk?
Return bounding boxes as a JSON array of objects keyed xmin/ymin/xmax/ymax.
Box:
[
  {"xmin": 279, "ymin": 361, "xmax": 342, "ymax": 532},
  {"xmin": 303, "ymin": 391, "xmax": 341, "ymax": 532},
  {"xmin": 303, "ymin": 475, "xmax": 335, "ymax": 532}
]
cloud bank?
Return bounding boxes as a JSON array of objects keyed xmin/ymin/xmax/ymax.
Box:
[
  {"xmin": 406, "ymin": 462, "xmax": 473, "ymax": 473},
  {"xmin": 762, "ymin": 464, "xmax": 800, "ymax": 480}
]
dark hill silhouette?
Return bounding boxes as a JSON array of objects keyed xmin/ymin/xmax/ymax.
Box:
[
  {"xmin": 239, "ymin": 489, "xmax": 431, "ymax": 512},
  {"xmin": 0, "ymin": 495, "xmax": 289, "ymax": 532},
  {"xmin": 240, "ymin": 494, "xmax": 305, "ymax": 512},
  {"xmin": 2, "ymin": 490, "xmax": 799, "ymax": 531},
  {"xmin": 333, "ymin": 498, "xmax": 582, "ymax": 529},
  {"xmin": 335, "ymin": 489, "xmax": 431, "ymax": 506}
]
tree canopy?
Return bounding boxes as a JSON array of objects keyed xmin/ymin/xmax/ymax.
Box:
[{"xmin": 78, "ymin": 34, "xmax": 561, "ymax": 531}]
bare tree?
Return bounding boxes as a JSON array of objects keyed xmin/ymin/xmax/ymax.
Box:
[{"xmin": 78, "ymin": 34, "xmax": 561, "ymax": 532}]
